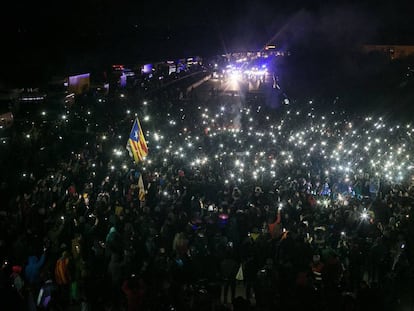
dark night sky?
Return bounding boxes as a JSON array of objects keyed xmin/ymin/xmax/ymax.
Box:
[{"xmin": 1, "ymin": 0, "xmax": 413, "ymax": 85}]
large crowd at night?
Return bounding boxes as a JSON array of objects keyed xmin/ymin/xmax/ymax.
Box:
[{"xmin": 1, "ymin": 63, "xmax": 414, "ymax": 311}]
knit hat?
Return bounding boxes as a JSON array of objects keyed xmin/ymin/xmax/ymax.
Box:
[{"xmin": 12, "ymin": 265, "xmax": 22, "ymax": 274}]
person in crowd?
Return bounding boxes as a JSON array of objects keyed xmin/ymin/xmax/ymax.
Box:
[
  {"xmin": 107, "ymin": 251, "xmax": 128, "ymax": 309},
  {"xmin": 122, "ymin": 274, "xmax": 146, "ymax": 311},
  {"xmin": 37, "ymin": 273, "xmax": 57, "ymax": 310},
  {"xmin": 25, "ymin": 249, "xmax": 46, "ymax": 290},
  {"xmin": 54, "ymin": 250, "xmax": 72, "ymax": 305},
  {"xmin": 220, "ymin": 245, "xmax": 239, "ymax": 304},
  {"xmin": 10, "ymin": 265, "xmax": 25, "ymax": 309}
]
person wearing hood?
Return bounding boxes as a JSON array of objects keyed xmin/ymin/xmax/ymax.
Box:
[
  {"xmin": 25, "ymin": 250, "xmax": 46, "ymax": 288},
  {"xmin": 106, "ymin": 226, "xmax": 122, "ymax": 258}
]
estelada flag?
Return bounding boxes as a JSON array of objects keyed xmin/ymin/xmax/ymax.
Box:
[
  {"xmin": 126, "ymin": 118, "xmax": 148, "ymax": 164},
  {"xmin": 138, "ymin": 173, "xmax": 146, "ymax": 202}
]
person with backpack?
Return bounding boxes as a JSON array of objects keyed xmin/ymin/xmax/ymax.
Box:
[{"xmin": 37, "ymin": 275, "xmax": 57, "ymax": 310}]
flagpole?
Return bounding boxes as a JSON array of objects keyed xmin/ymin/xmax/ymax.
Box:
[{"xmin": 126, "ymin": 117, "xmax": 148, "ymax": 209}]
